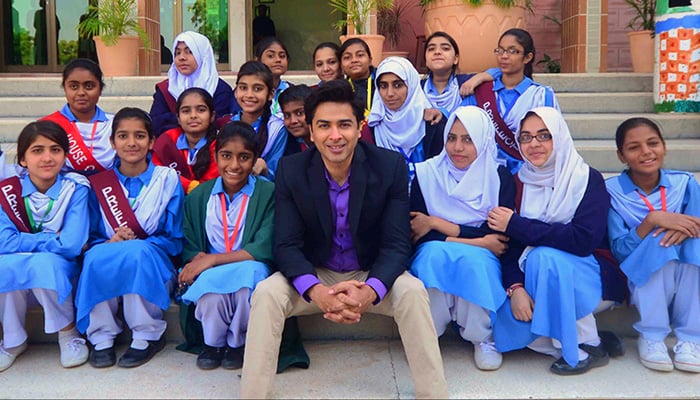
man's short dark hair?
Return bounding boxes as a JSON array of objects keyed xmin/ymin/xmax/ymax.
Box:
[
  {"xmin": 278, "ymin": 84, "xmax": 313, "ymax": 110},
  {"xmin": 304, "ymin": 80, "xmax": 364, "ymax": 125}
]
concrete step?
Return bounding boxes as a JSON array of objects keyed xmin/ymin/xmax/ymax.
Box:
[
  {"xmin": 17, "ymin": 301, "xmax": 639, "ymax": 345},
  {"xmin": 3, "ymin": 337, "xmax": 699, "ymax": 399},
  {"xmin": 558, "ymin": 92, "xmax": 654, "ymax": 114},
  {"xmin": 576, "ymin": 139, "xmax": 700, "ymax": 172},
  {"xmin": 564, "ymin": 113, "xmax": 700, "ymax": 140},
  {"xmin": 0, "ymin": 73, "xmax": 653, "ymax": 97},
  {"xmin": 0, "ymin": 92, "xmax": 661, "ymax": 118}
]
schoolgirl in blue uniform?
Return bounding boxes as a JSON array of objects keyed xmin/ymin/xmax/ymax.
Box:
[
  {"xmin": 0, "ymin": 121, "xmax": 89, "ymax": 371},
  {"xmin": 461, "ymin": 29, "xmax": 559, "ymax": 174},
  {"xmin": 177, "ymin": 122, "xmax": 274, "ymax": 370},
  {"xmin": 606, "ymin": 117, "xmax": 700, "ymax": 373},
  {"xmin": 489, "ymin": 107, "xmax": 617, "ymax": 375},
  {"xmin": 421, "ymin": 31, "xmax": 498, "ymax": 121},
  {"xmin": 42, "ymin": 58, "xmax": 115, "ymax": 173},
  {"xmin": 409, "ymin": 106, "xmax": 515, "ymax": 371},
  {"xmin": 255, "ymin": 37, "xmax": 292, "ymax": 121},
  {"xmin": 225, "ymin": 61, "xmax": 286, "ymax": 181},
  {"xmin": 75, "ymin": 108, "xmax": 184, "ymax": 368},
  {"xmin": 367, "ymin": 56, "xmax": 446, "ymax": 185}
]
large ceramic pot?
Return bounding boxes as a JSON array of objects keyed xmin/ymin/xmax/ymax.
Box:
[
  {"xmin": 94, "ymin": 35, "xmax": 140, "ymax": 76},
  {"xmin": 627, "ymin": 30, "xmax": 654, "ymax": 73},
  {"xmin": 422, "ymin": 0, "xmax": 527, "ymax": 73},
  {"xmin": 340, "ymin": 34, "xmax": 385, "ymax": 67}
]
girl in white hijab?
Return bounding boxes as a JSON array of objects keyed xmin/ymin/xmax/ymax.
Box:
[
  {"xmin": 487, "ymin": 107, "xmax": 617, "ymax": 376},
  {"xmin": 409, "ymin": 106, "xmax": 515, "ymax": 371},
  {"xmin": 367, "ymin": 57, "xmax": 444, "ymax": 184},
  {"xmin": 150, "ymin": 31, "xmax": 235, "ymax": 135}
]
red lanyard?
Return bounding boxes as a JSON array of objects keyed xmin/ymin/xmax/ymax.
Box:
[
  {"xmin": 72, "ymin": 121, "xmax": 99, "ymax": 153},
  {"xmin": 220, "ymin": 193, "xmax": 248, "ymax": 253},
  {"xmin": 636, "ymin": 186, "xmax": 667, "ymax": 212}
]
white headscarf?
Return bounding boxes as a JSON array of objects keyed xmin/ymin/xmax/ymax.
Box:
[
  {"xmin": 414, "ymin": 106, "xmax": 501, "ymax": 227},
  {"xmin": 167, "ymin": 31, "xmax": 219, "ymax": 100},
  {"xmin": 517, "ymin": 107, "xmax": 590, "ymax": 224},
  {"xmin": 367, "ymin": 57, "xmax": 432, "ymax": 157}
]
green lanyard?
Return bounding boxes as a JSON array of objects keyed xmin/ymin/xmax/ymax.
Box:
[
  {"xmin": 24, "ymin": 197, "xmax": 55, "ymax": 233},
  {"xmin": 129, "ymin": 183, "xmax": 144, "ymax": 207}
]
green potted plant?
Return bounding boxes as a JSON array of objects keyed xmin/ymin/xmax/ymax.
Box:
[
  {"xmin": 328, "ymin": 0, "xmax": 394, "ymax": 64},
  {"xmin": 624, "ymin": 0, "xmax": 656, "ymax": 72},
  {"xmin": 420, "ymin": 0, "xmax": 532, "ymax": 73},
  {"xmin": 378, "ymin": 1, "xmax": 410, "ymax": 59},
  {"xmin": 77, "ymin": 0, "xmax": 150, "ymax": 76}
]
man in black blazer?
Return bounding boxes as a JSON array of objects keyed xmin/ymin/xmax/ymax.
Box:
[{"xmin": 240, "ymin": 80, "xmax": 448, "ymax": 399}]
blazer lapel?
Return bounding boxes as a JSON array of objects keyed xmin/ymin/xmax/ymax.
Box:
[
  {"xmin": 348, "ymin": 145, "xmax": 367, "ymax": 238},
  {"xmin": 308, "ymin": 151, "xmax": 333, "ymax": 241}
]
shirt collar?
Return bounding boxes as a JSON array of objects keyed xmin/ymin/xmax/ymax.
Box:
[
  {"xmin": 493, "ymin": 76, "xmax": 533, "ymax": 94},
  {"xmin": 21, "ymin": 173, "xmax": 64, "ymax": 199},
  {"xmin": 619, "ymin": 169, "xmax": 671, "ymax": 194},
  {"xmin": 60, "ymin": 103, "xmax": 108, "ymax": 123},
  {"xmin": 424, "ymin": 74, "xmax": 455, "ymax": 95},
  {"xmin": 323, "ymin": 167, "xmax": 351, "ymax": 191},
  {"xmin": 175, "ymin": 132, "xmax": 208, "ymax": 151},
  {"xmin": 211, "ymin": 175, "xmax": 256, "ymax": 203},
  {"xmin": 114, "ymin": 159, "xmax": 156, "ymax": 187},
  {"xmin": 233, "ymin": 112, "xmax": 262, "ymax": 130}
]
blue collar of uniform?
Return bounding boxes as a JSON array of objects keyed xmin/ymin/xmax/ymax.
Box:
[
  {"xmin": 211, "ymin": 175, "xmax": 256, "ymax": 204},
  {"xmin": 60, "ymin": 103, "xmax": 108, "ymax": 123},
  {"xmin": 424, "ymin": 73, "xmax": 456, "ymax": 95},
  {"xmin": 175, "ymin": 132, "xmax": 208, "ymax": 152},
  {"xmin": 114, "ymin": 158, "xmax": 156, "ymax": 186},
  {"xmin": 619, "ymin": 169, "xmax": 671, "ymax": 194},
  {"xmin": 21, "ymin": 173, "xmax": 64, "ymax": 199},
  {"xmin": 233, "ymin": 112, "xmax": 262, "ymax": 131},
  {"xmin": 493, "ymin": 76, "xmax": 533, "ymax": 94},
  {"xmin": 276, "ymin": 80, "xmax": 291, "ymax": 95}
]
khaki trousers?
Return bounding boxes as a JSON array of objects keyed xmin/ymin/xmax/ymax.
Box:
[{"xmin": 240, "ymin": 269, "xmax": 449, "ymax": 399}]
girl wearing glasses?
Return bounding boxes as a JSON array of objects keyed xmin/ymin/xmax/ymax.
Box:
[
  {"xmin": 460, "ymin": 29, "xmax": 559, "ymax": 174},
  {"xmin": 487, "ymin": 107, "xmax": 626, "ymax": 376},
  {"xmin": 606, "ymin": 118, "xmax": 700, "ymax": 373}
]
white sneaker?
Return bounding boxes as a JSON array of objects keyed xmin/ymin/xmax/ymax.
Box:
[
  {"xmin": 474, "ymin": 341, "xmax": 502, "ymax": 371},
  {"xmin": 673, "ymin": 341, "xmax": 700, "ymax": 373},
  {"xmin": 637, "ymin": 337, "xmax": 673, "ymax": 372},
  {"xmin": 59, "ymin": 337, "xmax": 89, "ymax": 368},
  {"xmin": 0, "ymin": 341, "xmax": 28, "ymax": 372}
]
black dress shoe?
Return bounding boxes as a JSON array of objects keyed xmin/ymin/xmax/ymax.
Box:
[
  {"xmin": 117, "ymin": 338, "xmax": 166, "ymax": 368},
  {"xmin": 89, "ymin": 347, "xmax": 116, "ymax": 368},
  {"xmin": 550, "ymin": 343, "xmax": 609, "ymax": 375},
  {"xmin": 599, "ymin": 330, "xmax": 625, "ymax": 357},
  {"xmin": 197, "ymin": 345, "xmax": 224, "ymax": 370},
  {"xmin": 221, "ymin": 346, "xmax": 244, "ymax": 370}
]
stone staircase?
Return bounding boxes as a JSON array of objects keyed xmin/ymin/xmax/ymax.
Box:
[
  {"xmin": 1, "ymin": 73, "xmax": 698, "ymax": 175},
  {"xmin": 1, "ymin": 72, "xmax": 699, "ymax": 344}
]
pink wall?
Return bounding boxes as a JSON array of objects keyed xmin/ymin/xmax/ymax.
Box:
[{"xmin": 392, "ymin": 0, "xmax": 633, "ymax": 73}]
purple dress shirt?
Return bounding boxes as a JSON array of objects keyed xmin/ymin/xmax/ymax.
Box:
[{"xmin": 292, "ymin": 168, "xmax": 388, "ymax": 303}]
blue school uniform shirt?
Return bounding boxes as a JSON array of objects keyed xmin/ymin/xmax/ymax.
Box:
[
  {"xmin": 608, "ymin": 169, "xmax": 699, "ymax": 261},
  {"xmin": 176, "ymin": 132, "xmax": 208, "ymax": 164},
  {"xmin": 0, "ymin": 174, "xmax": 88, "ymax": 258},
  {"xmin": 207, "ymin": 175, "xmax": 255, "ymax": 253},
  {"xmin": 88, "ymin": 160, "xmax": 184, "ymax": 257}
]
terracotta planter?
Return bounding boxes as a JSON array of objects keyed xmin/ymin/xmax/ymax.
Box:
[
  {"xmin": 94, "ymin": 35, "xmax": 140, "ymax": 76},
  {"xmin": 341, "ymin": 34, "xmax": 385, "ymax": 67},
  {"xmin": 627, "ymin": 30, "xmax": 654, "ymax": 73},
  {"xmin": 382, "ymin": 50, "xmax": 410, "ymax": 61},
  {"xmin": 422, "ymin": 0, "xmax": 527, "ymax": 73}
]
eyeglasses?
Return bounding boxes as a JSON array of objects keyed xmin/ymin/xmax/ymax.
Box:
[
  {"xmin": 493, "ymin": 47, "xmax": 522, "ymax": 56},
  {"xmin": 518, "ymin": 133, "xmax": 553, "ymax": 144}
]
